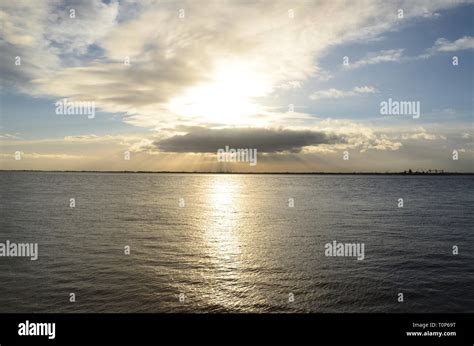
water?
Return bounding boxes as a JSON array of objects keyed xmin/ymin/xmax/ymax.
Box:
[{"xmin": 0, "ymin": 172, "xmax": 473, "ymax": 313}]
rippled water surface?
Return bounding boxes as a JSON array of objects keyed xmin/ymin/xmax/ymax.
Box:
[{"xmin": 0, "ymin": 172, "xmax": 473, "ymax": 312}]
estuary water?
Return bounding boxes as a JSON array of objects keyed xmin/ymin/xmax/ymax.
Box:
[{"xmin": 0, "ymin": 172, "xmax": 473, "ymax": 313}]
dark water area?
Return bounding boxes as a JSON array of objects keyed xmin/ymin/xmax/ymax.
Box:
[{"xmin": 0, "ymin": 172, "xmax": 473, "ymax": 313}]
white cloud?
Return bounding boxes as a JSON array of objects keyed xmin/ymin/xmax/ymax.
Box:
[
  {"xmin": 345, "ymin": 49, "xmax": 404, "ymax": 69},
  {"xmin": 0, "ymin": 0, "xmax": 468, "ymax": 130},
  {"xmin": 0, "ymin": 152, "xmax": 88, "ymax": 160},
  {"xmin": 346, "ymin": 36, "xmax": 474, "ymax": 69},
  {"xmin": 432, "ymin": 36, "xmax": 474, "ymax": 52},
  {"xmin": 422, "ymin": 11, "xmax": 441, "ymax": 18},
  {"xmin": 309, "ymin": 86, "xmax": 376, "ymax": 100},
  {"xmin": 353, "ymin": 86, "xmax": 377, "ymax": 94},
  {"xmin": 418, "ymin": 36, "xmax": 474, "ymax": 59},
  {"xmin": 401, "ymin": 130, "xmax": 439, "ymax": 141},
  {"xmin": 0, "ymin": 133, "xmax": 20, "ymax": 139}
]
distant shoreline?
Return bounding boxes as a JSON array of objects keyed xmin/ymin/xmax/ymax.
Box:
[{"xmin": 1, "ymin": 170, "xmax": 473, "ymax": 175}]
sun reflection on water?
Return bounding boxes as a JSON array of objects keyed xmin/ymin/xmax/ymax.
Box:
[
  {"xmin": 196, "ymin": 175, "xmax": 250, "ymax": 310},
  {"xmin": 204, "ymin": 175, "xmax": 242, "ymax": 262}
]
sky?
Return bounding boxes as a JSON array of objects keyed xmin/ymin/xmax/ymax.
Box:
[{"xmin": 0, "ymin": 0, "xmax": 473, "ymax": 172}]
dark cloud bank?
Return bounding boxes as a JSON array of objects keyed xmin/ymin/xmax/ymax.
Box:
[{"xmin": 155, "ymin": 128, "xmax": 344, "ymax": 153}]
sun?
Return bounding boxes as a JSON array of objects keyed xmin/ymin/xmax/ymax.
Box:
[{"xmin": 167, "ymin": 59, "xmax": 272, "ymax": 125}]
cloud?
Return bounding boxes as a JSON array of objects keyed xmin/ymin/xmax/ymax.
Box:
[
  {"xmin": 418, "ymin": 36, "xmax": 474, "ymax": 59},
  {"xmin": 4, "ymin": 122, "xmax": 473, "ymax": 171},
  {"xmin": 277, "ymin": 80, "xmax": 303, "ymax": 90},
  {"xmin": 345, "ymin": 49, "xmax": 404, "ymax": 69},
  {"xmin": 154, "ymin": 120, "xmax": 409, "ymax": 154},
  {"xmin": 62, "ymin": 134, "xmax": 145, "ymax": 144},
  {"xmin": 422, "ymin": 11, "xmax": 441, "ymax": 18},
  {"xmin": 432, "ymin": 36, "xmax": 474, "ymax": 52},
  {"xmin": 0, "ymin": 133, "xmax": 20, "ymax": 139},
  {"xmin": 155, "ymin": 128, "xmax": 344, "ymax": 153},
  {"xmin": 0, "ymin": 0, "xmax": 119, "ymax": 92},
  {"xmin": 45, "ymin": 0, "xmax": 119, "ymax": 56},
  {"xmin": 398, "ymin": 127, "xmax": 446, "ymax": 141},
  {"xmin": 0, "ymin": 152, "xmax": 88, "ymax": 160},
  {"xmin": 309, "ymin": 86, "xmax": 376, "ymax": 100},
  {"xmin": 63, "ymin": 134, "xmax": 101, "ymax": 142},
  {"xmin": 345, "ymin": 36, "xmax": 474, "ymax": 69},
  {"xmin": 1, "ymin": 0, "xmax": 467, "ymax": 129}
]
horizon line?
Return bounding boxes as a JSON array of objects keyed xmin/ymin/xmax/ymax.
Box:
[{"xmin": 1, "ymin": 170, "xmax": 473, "ymax": 175}]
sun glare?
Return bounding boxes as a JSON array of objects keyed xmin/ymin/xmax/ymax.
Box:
[{"xmin": 167, "ymin": 59, "xmax": 272, "ymax": 124}]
